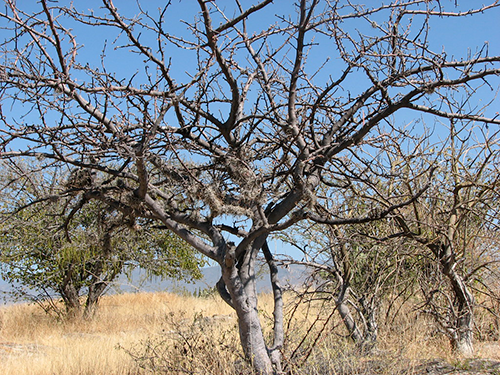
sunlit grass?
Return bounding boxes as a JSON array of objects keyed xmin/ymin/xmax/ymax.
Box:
[
  {"xmin": 0, "ymin": 291, "xmax": 498, "ymax": 374},
  {"xmin": 0, "ymin": 292, "xmax": 236, "ymax": 375}
]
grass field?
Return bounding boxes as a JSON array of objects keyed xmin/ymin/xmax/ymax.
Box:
[{"xmin": 0, "ymin": 291, "xmax": 498, "ymax": 374}]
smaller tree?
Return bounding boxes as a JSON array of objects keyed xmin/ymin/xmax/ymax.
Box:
[
  {"xmin": 283, "ymin": 121, "xmax": 500, "ymax": 357},
  {"xmin": 392, "ymin": 124, "xmax": 500, "ymax": 356},
  {"xmin": 342, "ymin": 122, "xmax": 500, "ymax": 356},
  {"xmin": 282, "ymin": 215, "xmax": 419, "ymax": 355},
  {"xmin": 0, "ymin": 161, "xmax": 204, "ymax": 318}
]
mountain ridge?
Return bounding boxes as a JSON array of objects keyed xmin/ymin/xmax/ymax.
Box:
[{"xmin": 0, "ymin": 263, "xmax": 308, "ymax": 305}]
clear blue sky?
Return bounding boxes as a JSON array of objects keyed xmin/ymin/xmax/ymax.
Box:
[{"xmin": 1, "ymin": 1, "xmax": 499, "ymax": 263}]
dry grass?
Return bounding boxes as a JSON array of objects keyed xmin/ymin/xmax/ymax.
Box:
[
  {"xmin": 281, "ymin": 295, "xmax": 500, "ymax": 375},
  {"xmin": 0, "ymin": 291, "xmax": 498, "ymax": 375},
  {"xmin": 0, "ymin": 292, "xmax": 237, "ymax": 375}
]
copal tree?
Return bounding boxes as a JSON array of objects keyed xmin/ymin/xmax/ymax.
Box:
[
  {"xmin": 387, "ymin": 124, "xmax": 500, "ymax": 356},
  {"xmin": 0, "ymin": 161, "xmax": 204, "ymax": 318},
  {"xmin": 1, "ymin": 1, "xmax": 499, "ymax": 373},
  {"xmin": 329, "ymin": 123, "xmax": 500, "ymax": 356}
]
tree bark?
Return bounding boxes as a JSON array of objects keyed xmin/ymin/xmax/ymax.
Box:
[
  {"xmin": 83, "ymin": 281, "xmax": 107, "ymax": 319},
  {"xmin": 83, "ymin": 230, "xmax": 119, "ymax": 319},
  {"xmin": 263, "ymin": 241, "xmax": 284, "ymax": 372},
  {"xmin": 336, "ymin": 298, "xmax": 364, "ymax": 343},
  {"xmin": 59, "ymin": 281, "xmax": 81, "ymax": 316},
  {"xmin": 447, "ymin": 269, "xmax": 474, "ymax": 357},
  {"xmin": 331, "ymin": 232, "xmax": 377, "ymax": 351},
  {"xmin": 336, "ymin": 284, "xmax": 377, "ymax": 352},
  {"xmin": 431, "ymin": 242, "xmax": 474, "ymax": 357},
  {"xmin": 217, "ymin": 241, "xmax": 279, "ymax": 375},
  {"xmin": 222, "ymin": 263, "xmax": 274, "ymax": 374},
  {"xmin": 59, "ymin": 265, "xmax": 82, "ymax": 317}
]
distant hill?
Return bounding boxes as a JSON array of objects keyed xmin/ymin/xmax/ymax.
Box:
[
  {"xmin": 112, "ymin": 263, "xmax": 309, "ymax": 294},
  {"xmin": 0, "ymin": 263, "xmax": 309, "ymax": 305}
]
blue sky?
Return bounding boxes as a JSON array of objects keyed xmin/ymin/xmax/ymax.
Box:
[
  {"xmin": 2, "ymin": 1, "xmax": 498, "ymax": 119},
  {"xmin": 1, "ymin": 1, "xmax": 499, "ymax": 263}
]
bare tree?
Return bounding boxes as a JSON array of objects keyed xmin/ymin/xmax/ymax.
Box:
[
  {"xmin": 298, "ymin": 122, "xmax": 500, "ymax": 357},
  {"xmin": 1, "ymin": 1, "xmax": 499, "ymax": 372},
  {"xmin": 330, "ymin": 121, "xmax": 500, "ymax": 356},
  {"xmin": 387, "ymin": 123, "xmax": 500, "ymax": 356},
  {"xmin": 281, "ymin": 203, "xmax": 420, "ymax": 356}
]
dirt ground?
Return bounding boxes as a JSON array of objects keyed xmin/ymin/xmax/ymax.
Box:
[{"xmin": 414, "ymin": 359, "xmax": 500, "ymax": 375}]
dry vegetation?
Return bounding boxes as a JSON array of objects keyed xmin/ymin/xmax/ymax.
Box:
[
  {"xmin": 0, "ymin": 292, "xmax": 239, "ymax": 375},
  {"xmin": 0, "ymin": 291, "xmax": 498, "ymax": 375}
]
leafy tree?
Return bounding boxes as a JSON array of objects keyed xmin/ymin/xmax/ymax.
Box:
[
  {"xmin": 1, "ymin": 1, "xmax": 499, "ymax": 372},
  {"xmin": 0, "ymin": 161, "xmax": 204, "ymax": 318}
]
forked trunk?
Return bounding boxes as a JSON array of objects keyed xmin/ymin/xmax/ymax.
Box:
[
  {"xmin": 83, "ymin": 234, "xmax": 120, "ymax": 320},
  {"xmin": 332, "ymin": 236, "xmax": 377, "ymax": 352},
  {"xmin": 337, "ymin": 299, "xmax": 364, "ymax": 343},
  {"xmin": 218, "ymin": 241, "xmax": 283, "ymax": 375},
  {"xmin": 432, "ymin": 242, "xmax": 474, "ymax": 356},
  {"xmin": 336, "ymin": 289, "xmax": 377, "ymax": 352},
  {"xmin": 59, "ymin": 268, "xmax": 82, "ymax": 317},
  {"xmin": 83, "ymin": 281, "xmax": 107, "ymax": 319}
]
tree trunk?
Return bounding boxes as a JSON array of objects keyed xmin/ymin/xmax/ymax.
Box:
[
  {"xmin": 263, "ymin": 241, "xmax": 284, "ymax": 372},
  {"xmin": 59, "ymin": 266, "xmax": 82, "ymax": 317},
  {"xmin": 83, "ymin": 281, "xmax": 107, "ymax": 319},
  {"xmin": 83, "ymin": 231, "xmax": 119, "ymax": 319},
  {"xmin": 448, "ymin": 270, "xmax": 474, "ymax": 357},
  {"xmin": 223, "ymin": 265, "xmax": 273, "ymax": 374},
  {"xmin": 337, "ymin": 299, "xmax": 364, "ymax": 343},
  {"xmin": 332, "ymin": 234, "xmax": 377, "ymax": 351},
  {"xmin": 454, "ymin": 319, "xmax": 474, "ymax": 357},
  {"xmin": 336, "ymin": 287, "xmax": 377, "ymax": 352},
  {"xmin": 432, "ymin": 242, "xmax": 474, "ymax": 357},
  {"xmin": 333, "ymin": 270, "xmax": 364, "ymax": 344},
  {"xmin": 59, "ymin": 281, "xmax": 81, "ymax": 317},
  {"xmin": 144, "ymin": 197, "xmax": 284, "ymax": 374},
  {"xmin": 358, "ymin": 294, "xmax": 378, "ymax": 345},
  {"xmin": 218, "ymin": 241, "xmax": 280, "ymax": 375}
]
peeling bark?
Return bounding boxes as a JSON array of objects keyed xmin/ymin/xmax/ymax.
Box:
[
  {"xmin": 221, "ymin": 250, "xmax": 274, "ymax": 374},
  {"xmin": 430, "ymin": 242, "xmax": 475, "ymax": 356}
]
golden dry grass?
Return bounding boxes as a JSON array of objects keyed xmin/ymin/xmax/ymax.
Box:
[
  {"xmin": 0, "ymin": 291, "xmax": 498, "ymax": 375},
  {"xmin": 0, "ymin": 292, "xmax": 237, "ymax": 375}
]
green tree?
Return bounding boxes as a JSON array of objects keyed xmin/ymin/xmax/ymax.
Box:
[{"xmin": 0, "ymin": 161, "xmax": 204, "ymax": 318}]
